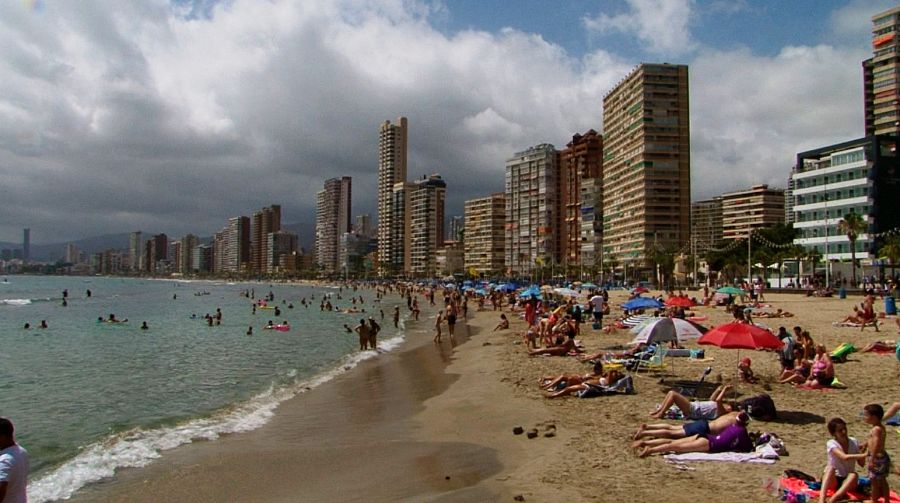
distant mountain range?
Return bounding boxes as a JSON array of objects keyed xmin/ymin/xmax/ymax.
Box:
[{"xmin": 0, "ymin": 221, "xmax": 314, "ymax": 262}]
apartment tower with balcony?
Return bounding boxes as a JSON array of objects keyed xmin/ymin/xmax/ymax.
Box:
[{"xmin": 601, "ymin": 63, "xmax": 691, "ymax": 271}]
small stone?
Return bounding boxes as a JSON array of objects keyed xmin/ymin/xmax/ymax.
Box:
[
  {"xmin": 514, "ymin": 495, "xmax": 525, "ymax": 502},
  {"xmin": 445, "ymin": 476, "xmax": 451, "ymax": 480},
  {"xmin": 513, "ymin": 426, "xmax": 524, "ymax": 435},
  {"xmin": 526, "ymin": 429, "xmax": 538, "ymax": 439},
  {"xmin": 483, "ymin": 342, "xmax": 492, "ymax": 346},
  {"xmin": 543, "ymin": 431, "xmax": 556, "ymax": 438}
]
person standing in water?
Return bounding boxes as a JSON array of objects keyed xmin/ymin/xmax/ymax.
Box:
[{"xmin": 354, "ymin": 319, "xmax": 370, "ymax": 351}]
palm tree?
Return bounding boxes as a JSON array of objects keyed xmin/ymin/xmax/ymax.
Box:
[
  {"xmin": 879, "ymin": 236, "xmax": 900, "ymax": 277},
  {"xmin": 838, "ymin": 211, "xmax": 868, "ymax": 288}
]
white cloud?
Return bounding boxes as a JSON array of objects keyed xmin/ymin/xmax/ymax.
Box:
[
  {"xmin": 0, "ymin": 0, "xmax": 883, "ymax": 248},
  {"xmin": 690, "ymin": 43, "xmax": 869, "ymax": 199},
  {"xmin": 583, "ymin": 0, "xmax": 696, "ymax": 56}
]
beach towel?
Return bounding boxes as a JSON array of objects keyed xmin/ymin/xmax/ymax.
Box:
[
  {"xmin": 831, "ymin": 343, "xmax": 855, "ymax": 362},
  {"xmin": 779, "ymin": 476, "xmax": 900, "ymax": 502},
  {"xmin": 832, "ymin": 321, "xmax": 863, "ymax": 327},
  {"xmin": 663, "ymin": 452, "xmax": 776, "ymax": 464}
]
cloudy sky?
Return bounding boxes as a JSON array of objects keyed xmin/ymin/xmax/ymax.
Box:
[{"xmin": 0, "ymin": 0, "xmax": 893, "ymax": 245}]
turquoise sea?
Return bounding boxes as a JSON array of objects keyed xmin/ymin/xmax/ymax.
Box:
[{"xmin": 0, "ymin": 276, "xmax": 404, "ymax": 502}]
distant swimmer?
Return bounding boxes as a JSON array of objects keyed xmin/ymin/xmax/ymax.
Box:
[
  {"xmin": 247, "ymin": 326, "xmax": 253, "ymax": 336},
  {"xmin": 39, "ymin": 320, "xmax": 48, "ymax": 329},
  {"xmin": 86, "ymin": 289, "xmax": 92, "ymax": 298},
  {"xmin": 264, "ymin": 320, "xmax": 275, "ymax": 329},
  {"xmin": 140, "ymin": 321, "xmax": 149, "ymax": 330},
  {"xmin": 23, "ymin": 323, "xmax": 30, "ymax": 330},
  {"xmin": 63, "ymin": 289, "xmax": 68, "ymax": 299}
]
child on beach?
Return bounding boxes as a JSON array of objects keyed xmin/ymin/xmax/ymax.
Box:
[
  {"xmin": 433, "ymin": 310, "xmax": 444, "ymax": 343},
  {"xmin": 862, "ymin": 403, "xmax": 891, "ymax": 503},
  {"xmin": 818, "ymin": 417, "xmax": 864, "ymax": 503},
  {"xmin": 738, "ymin": 357, "xmax": 758, "ymax": 384}
]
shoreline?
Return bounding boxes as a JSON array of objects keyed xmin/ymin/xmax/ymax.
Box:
[{"xmin": 67, "ymin": 304, "xmax": 519, "ymax": 502}]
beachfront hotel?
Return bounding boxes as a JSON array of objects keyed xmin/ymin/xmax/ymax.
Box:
[
  {"xmin": 559, "ymin": 130, "xmax": 603, "ymax": 273},
  {"xmin": 790, "ymin": 135, "xmax": 900, "ymax": 263},
  {"xmin": 464, "ymin": 193, "xmax": 506, "ymax": 276},
  {"xmin": 216, "ymin": 216, "xmax": 250, "ymax": 274},
  {"xmin": 377, "ymin": 117, "xmax": 408, "ymax": 277},
  {"xmin": 601, "ymin": 63, "xmax": 691, "ymax": 272},
  {"xmin": 720, "ymin": 184, "xmax": 785, "ymax": 241},
  {"xmin": 408, "ymin": 174, "xmax": 447, "ymax": 277},
  {"xmin": 504, "ymin": 143, "xmax": 560, "ymax": 276},
  {"xmin": 266, "ymin": 230, "xmax": 299, "ymax": 274},
  {"xmin": 315, "ymin": 176, "xmax": 352, "ymax": 274},
  {"xmin": 864, "ymin": 6, "xmax": 900, "ymax": 136},
  {"xmin": 251, "ymin": 205, "xmax": 281, "ymax": 274},
  {"xmin": 389, "ymin": 181, "xmax": 415, "ymax": 276}
]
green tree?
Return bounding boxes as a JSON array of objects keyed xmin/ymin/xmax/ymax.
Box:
[
  {"xmin": 838, "ymin": 212, "xmax": 867, "ymax": 287},
  {"xmin": 879, "ymin": 236, "xmax": 900, "ymax": 277}
]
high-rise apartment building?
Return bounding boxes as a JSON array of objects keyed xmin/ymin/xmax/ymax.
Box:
[
  {"xmin": 129, "ymin": 231, "xmax": 143, "ymax": 273},
  {"xmin": 602, "ymin": 63, "xmax": 690, "ymax": 270},
  {"xmin": 559, "ymin": 130, "xmax": 603, "ymax": 270},
  {"xmin": 447, "ymin": 215, "xmax": 465, "ymax": 243},
  {"xmin": 144, "ymin": 233, "xmax": 168, "ymax": 274},
  {"xmin": 224, "ymin": 216, "xmax": 251, "ymax": 274},
  {"xmin": 355, "ymin": 214, "xmax": 374, "ymax": 238},
  {"xmin": 691, "ymin": 197, "xmax": 724, "ymax": 252},
  {"xmin": 464, "ymin": 193, "xmax": 506, "ymax": 276},
  {"xmin": 579, "ymin": 177, "xmax": 603, "ymax": 272},
  {"xmin": 389, "ymin": 181, "xmax": 415, "ymax": 276},
  {"xmin": 505, "ymin": 143, "xmax": 560, "ymax": 275},
  {"xmin": 408, "ymin": 175, "xmax": 446, "ymax": 278},
  {"xmin": 721, "ymin": 185, "xmax": 785, "ymax": 241},
  {"xmin": 22, "ymin": 228, "xmax": 30, "ymax": 263},
  {"xmin": 65, "ymin": 243, "xmax": 81, "ymax": 264},
  {"xmin": 267, "ymin": 231, "xmax": 298, "ymax": 274},
  {"xmin": 193, "ymin": 244, "xmax": 213, "ymax": 274},
  {"xmin": 791, "ymin": 135, "xmax": 900, "ymax": 262},
  {"xmin": 864, "ymin": 6, "xmax": 900, "ymax": 136},
  {"xmin": 315, "ymin": 177, "xmax": 352, "ymax": 274},
  {"xmin": 179, "ymin": 234, "xmax": 199, "ymax": 275},
  {"xmin": 377, "ymin": 117, "xmax": 408, "ymax": 276},
  {"xmin": 251, "ymin": 205, "xmax": 281, "ymax": 274}
]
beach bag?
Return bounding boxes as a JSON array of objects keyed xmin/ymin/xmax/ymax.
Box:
[
  {"xmin": 740, "ymin": 393, "xmax": 777, "ymax": 421},
  {"xmin": 592, "ymin": 322, "xmax": 601, "ymax": 330}
]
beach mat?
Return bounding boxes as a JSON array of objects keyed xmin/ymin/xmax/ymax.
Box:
[{"xmin": 780, "ymin": 476, "xmax": 900, "ymax": 502}]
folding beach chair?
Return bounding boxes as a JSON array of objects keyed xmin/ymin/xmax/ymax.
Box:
[{"xmin": 635, "ymin": 346, "xmax": 668, "ymax": 373}]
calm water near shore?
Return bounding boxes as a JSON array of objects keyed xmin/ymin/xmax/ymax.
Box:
[{"xmin": 0, "ymin": 276, "xmax": 404, "ymax": 502}]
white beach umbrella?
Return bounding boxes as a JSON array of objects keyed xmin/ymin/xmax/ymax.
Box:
[
  {"xmin": 631, "ymin": 318, "xmax": 707, "ymax": 345},
  {"xmin": 553, "ymin": 287, "xmax": 580, "ymax": 297}
]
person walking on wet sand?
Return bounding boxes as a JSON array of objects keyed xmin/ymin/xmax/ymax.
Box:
[
  {"xmin": 354, "ymin": 319, "xmax": 370, "ymax": 351},
  {"xmin": 393, "ymin": 306, "xmax": 400, "ymax": 329},
  {"xmin": 433, "ymin": 310, "xmax": 444, "ymax": 343},
  {"xmin": 446, "ymin": 303, "xmax": 458, "ymax": 342}
]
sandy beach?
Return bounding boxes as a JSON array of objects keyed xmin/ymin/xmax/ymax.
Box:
[{"xmin": 67, "ymin": 290, "xmax": 899, "ymax": 502}]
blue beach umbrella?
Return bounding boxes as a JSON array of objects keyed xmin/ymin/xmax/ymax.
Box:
[{"xmin": 622, "ymin": 297, "xmax": 664, "ymax": 310}]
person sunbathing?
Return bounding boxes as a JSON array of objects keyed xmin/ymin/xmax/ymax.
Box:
[
  {"xmin": 540, "ymin": 362, "xmax": 604, "ymax": 391},
  {"xmin": 545, "ymin": 369, "xmax": 628, "ymax": 398},
  {"xmin": 636, "ymin": 412, "xmax": 753, "ymax": 457},
  {"xmin": 801, "ymin": 344, "xmax": 835, "ymax": 388},
  {"xmin": 528, "ymin": 332, "xmax": 580, "ymax": 357},
  {"xmin": 836, "ymin": 306, "xmax": 864, "ymax": 325},
  {"xmin": 649, "ymin": 384, "xmax": 735, "ymax": 420},
  {"xmin": 577, "ymin": 343, "xmax": 648, "ymax": 363},
  {"xmin": 861, "ymin": 340, "xmax": 896, "ymax": 353},
  {"xmin": 632, "ymin": 411, "xmax": 741, "ymax": 442}
]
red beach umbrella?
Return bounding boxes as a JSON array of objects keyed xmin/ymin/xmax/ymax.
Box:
[
  {"xmin": 697, "ymin": 322, "xmax": 783, "ymax": 350},
  {"xmin": 664, "ymin": 297, "xmax": 695, "ymax": 308},
  {"xmin": 698, "ymin": 322, "xmax": 783, "ymax": 396}
]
